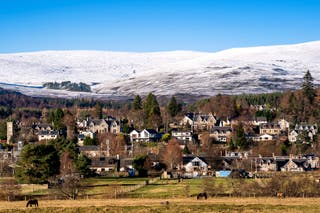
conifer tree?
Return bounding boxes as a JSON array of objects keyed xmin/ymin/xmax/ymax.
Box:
[
  {"xmin": 132, "ymin": 95, "xmax": 142, "ymax": 110},
  {"xmin": 302, "ymin": 70, "xmax": 316, "ymax": 103},
  {"xmin": 167, "ymin": 96, "xmax": 180, "ymax": 117}
]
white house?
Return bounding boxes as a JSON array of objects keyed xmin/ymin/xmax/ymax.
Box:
[
  {"xmin": 129, "ymin": 130, "xmax": 140, "ymax": 142},
  {"xmin": 183, "ymin": 156, "xmax": 208, "ymax": 176},
  {"xmin": 171, "ymin": 131, "xmax": 193, "ymax": 142},
  {"xmin": 129, "ymin": 129, "xmax": 161, "ymax": 142},
  {"xmin": 255, "ymin": 134, "xmax": 274, "ymax": 142},
  {"xmin": 38, "ymin": 130, "xmax": 58, "ymax": 141},
  {"xmin": 278, "ymin": 119, "xmax": 290, "ymax": 130}
]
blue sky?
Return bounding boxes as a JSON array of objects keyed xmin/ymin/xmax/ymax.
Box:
[{"xmin": 0, "ymin": 0, "xmax": 320, "ymax": 53}]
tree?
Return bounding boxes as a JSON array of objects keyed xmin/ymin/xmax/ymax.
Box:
[
  {"xmin": 132, "ymin": 95, "xmax": 142, "ymax": 110},
  {"xmin": 15, "ymin": 144, "xmax": 60, "ymax": 184},
  {"xmin": 161, "ymin": 133, "xmax": 171, "ymax": 142},
  {"xmin": 302, "ymin": 70, "xmax": 316, "ymax": 104},
  {"xmin": 73, "ymin": 154, "xmax": 91, "ymax": 177},
  {"xmin": 133, "ymin": 154, "xmax": 151, "ymax": 177},
  {"xmin": 94, "ymin": 102, "xmax": 103, "ymax": 119},
  {"xmin": 143, "ymin": 93, "xmax": 162, "ymax": 128},
  {"xmin": 167, "ymin": 96, "xmax": 180, "ymax": 117},
  {"xmin": 233, "ymin": 124, "xmax": 248, "ymax": 149},
  {"xmin": 59, "ymin": 174, "xmax": 83, "ymax": 200},
  {"xmin": 0, "ymin": 179, "xmax": 21, "ymax": 201},
  {"xmin": 161, "ymin": 138, "xmax": 182, "ymax": 170},
  {"xmin": 83, "ymin": 137, "xmax": 98, "ymax": 146}
]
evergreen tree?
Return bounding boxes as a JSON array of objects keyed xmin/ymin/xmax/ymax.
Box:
[
  {"xmin": 167, "ymin": 96, "xmax": 181, "ymax": 117},
  {"xmin": 15, "ymin": 144, "xmax": 60, "ymax": 184},
  {"xmin": 143, "ymin": 93, "xmax": 162, "ymax": 128},
  {"xmin": 132, "ymin": 95, "xmax": 142, "ymax": 110},
  {"xmin": 94, "ymin": 102, "xmax": 103, "ymax": 119},
  {"xmin": 234, "ymin": 124, "xmax": 248, "ymax": 149},
  {"xmin": 302, "ymin": 70, "xmax": 316, "ymax": 103}
]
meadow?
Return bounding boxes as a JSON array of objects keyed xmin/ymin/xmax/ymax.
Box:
[{"xmin": 2, "ymin": 177, "xmax": 320, "ymax": 212}]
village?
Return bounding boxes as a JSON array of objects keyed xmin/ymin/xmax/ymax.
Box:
[{"xmin": 1, "ymin": 104, "xmax": 319, "ymax": 179}]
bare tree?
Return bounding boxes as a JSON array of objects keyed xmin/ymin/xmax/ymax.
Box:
[
  {"xmin": 161, "ymin": 138, "xmax": 182, "ymax": 171},
  {"xmin": 0, "ymin": 178, "xmax": 21, "ymax": 201}
]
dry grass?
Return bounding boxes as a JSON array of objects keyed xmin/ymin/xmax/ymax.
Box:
[{"xmin": 1, "ymin": 197, "xmax": 320, "ymax": 212}]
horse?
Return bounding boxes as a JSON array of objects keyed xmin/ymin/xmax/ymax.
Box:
[
  {"xmin": 276, "ymin": 192, "xmax": 285, "ymax": 198},
  {"xmin": 197, "ymin": 192, "xmax": 208, "ymax": 200},
  {"xmin": 26, "ymin": 199, "xmax": 38, "ymax": 207}
]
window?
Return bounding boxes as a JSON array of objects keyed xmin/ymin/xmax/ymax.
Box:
[{"xmin": 192, "ymin": 161, "xmax": 200, "ymax": 167}]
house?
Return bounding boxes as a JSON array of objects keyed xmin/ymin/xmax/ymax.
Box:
[
  {"xmin": 180, "ymin": 113, "xmax": 217, "ymax": 131},
  {"xmin": 255, "ymin": 157, "xmax": 277, "ymax": 171},
  {"xmin": 171, "ymin": 131, "xmax": 193, "ymax": 142},
  {"xmin": 279, "ymin": 159, "xmax": 306, "ymax": 172},
  {"xmin": 79, "ymin": 145, "xmax": 102, "ymax": 158},
  {"xmin": 288, "ymin": 130, "xmax": 299, "ymax": 143},
  {"xmin": 129, "ymin": 130, "xmax": 140, "ymax": 142},
  {"xmin": 182, "ymin": 156, "xmax": 208, "ymax": 176},
  {"xmin": 107, "ymin": 120, "xmax": 121, "ymax": 134},
  {"xmin": 288, "ymin": 123, "xmax": 318, "ymax": 143},
  {"xmin": 217, "ymin": 117, "xmax": 231, "ymax": 127},
  {"xmin": 90, "ymin": 156, "xmax": 119, "ymax": 173},
  {"xmin": 278, "ymin": 119, "xmax": 290, "ymax": 131},
  {"xmin": 129, "ymin": 129, "xmax": 162, "ymax": 142},
  {"xmin": 38, "ymin": 130, "xmax": 58, "ymax": 141},
  {"xmin": 77, "ymin": 117, "xmax": 121, "ymax": 134},
  {"xmin": 78, "ymin": 130, "xmax": 95, "ymax": 146},
  {"xmin": 88, "ymin": 119, "xmax": 109, "ymax": 133},
  {"xmin": 209, "ymin": 127, "xmax": 232, "ymax": 142},
  {"xmin": 33, "ymin": 123, "xmax": 54, "ymax": 132},
  {"xmin": 259, "ymin": 123, "xmax": 281, "ymax": 135},
  {"xmin": 253, "ymin": 133, "xmax": 274, "ymax": 142},
  {"xmin": 254, "ymin": 117, "xmax": 268, "ymax": 126}
]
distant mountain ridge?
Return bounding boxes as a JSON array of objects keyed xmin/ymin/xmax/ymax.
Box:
[{"xmin": 0, "ymin": 41, "xmax": 319, "ymax": 98}]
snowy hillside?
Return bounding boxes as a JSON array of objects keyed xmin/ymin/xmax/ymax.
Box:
[{"xmin": 0, "ymin": 41, "xmax": 320, "ymax": 98}]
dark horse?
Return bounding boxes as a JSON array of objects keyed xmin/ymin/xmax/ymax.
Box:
[
  {"xmin": 26, "ymin": 199, "xmax": 38, "ymax": 207},
  {"xmin": 197, "ymin": 192, "xmax": 208, "ymax": 200}
]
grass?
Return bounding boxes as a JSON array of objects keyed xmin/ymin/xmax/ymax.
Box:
[{"xmin": 1, "ymin": 197, "xmax": 320, "ymax": 212}]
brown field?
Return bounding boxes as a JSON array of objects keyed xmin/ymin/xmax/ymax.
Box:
[{"xmin": 1, "ymin": 197, "xmax": 320, "ymax": 213}]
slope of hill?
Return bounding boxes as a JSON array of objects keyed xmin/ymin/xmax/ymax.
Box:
[{"xmin": 0, "ymin": 41, "xmax": 319, "ymax": 98}]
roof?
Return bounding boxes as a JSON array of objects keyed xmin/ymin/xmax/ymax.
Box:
[
  {"xmin": 182, "ymin": 155, "xmax": 207, "ymax": 165},
  {"xmin": 210, "ymin": 126, "xmax": 232, "ymax": 133},
  {"xmin": 79, "ymin": 145, "xmax": 99, "ymax": 151},
  {"xmin": 144, "ymin": 129, "xmax": 158, "ymax": 134}
]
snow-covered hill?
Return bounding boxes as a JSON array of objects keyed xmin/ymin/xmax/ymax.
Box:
[{"xmin": 0, "ymin": 41, "xmax": 320, "ymax": 98}]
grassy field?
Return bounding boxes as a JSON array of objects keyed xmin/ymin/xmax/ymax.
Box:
[
  {"xmin": 1, "ymin": 197, "xmax": 320, "ymax": 212},
  {"xmin": 2, "ymin": 177, "xmax": 320, "ymax": 212}
]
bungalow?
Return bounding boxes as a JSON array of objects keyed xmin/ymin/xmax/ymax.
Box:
[{"xmin": 254, "ymin": 133, "xmax": 274, "ymax": 142}]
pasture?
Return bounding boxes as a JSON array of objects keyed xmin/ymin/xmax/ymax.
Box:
[
  {"xmin": 1, "ymin": 197, "xmax": 320, "ymax": 212},
  {"xmin": 2, "ymin": 176, "xmax": 320, "ymax": 212}
]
